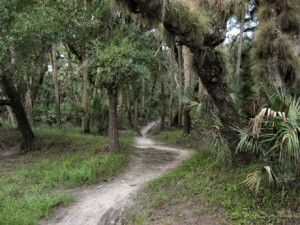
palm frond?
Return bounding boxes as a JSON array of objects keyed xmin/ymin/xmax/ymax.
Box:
[
  {"xmin": 276, "ymin": 119, "xmax": 300, "ymax": 167},
  {"xmin": 260, "ymin": 82, "xmax": 290, "ymax": 112},
  {"xmin": 233, "ymin": 126, "xmax": 263, "ymax": 154},
  {"xmin": 288, "ymin": 98, "xmax": 300, "ymax": 120},
  {"xmin": 243, "ymin": 166, "xmax": 277, "ymax": 193}
]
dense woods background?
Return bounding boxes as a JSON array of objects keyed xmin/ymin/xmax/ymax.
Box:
[{"xmin": 0, "ymin": 0, "xmax": 300, "ymax": 224}]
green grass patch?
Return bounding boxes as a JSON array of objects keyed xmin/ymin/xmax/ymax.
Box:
[
  {"xmin": 0, "ymin": 127, "xmax": 131, "ymax": 225},
  {"xmin": 127, "ymin": 131, "xmax": 300, "ymax": 224},
  {"xmin": 152, "ymin": 129, "xmax": 201, "ymax": 149}
]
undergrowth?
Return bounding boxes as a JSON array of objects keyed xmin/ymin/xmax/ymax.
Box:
[
  {"xmin": 125, "ymin": 129, "xmax": 300, "ymax": 225},
  {"xmin": 0, "ymin": 127, "xmax": 131, "ymax": 225}
]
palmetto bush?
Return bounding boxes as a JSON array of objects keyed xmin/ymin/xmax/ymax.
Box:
[{"xmin": 235, "ymin": 84, "xmax": 300, "ymax": 192}]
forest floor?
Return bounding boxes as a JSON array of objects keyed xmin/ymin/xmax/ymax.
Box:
[
  {"xmin": 40, "ymin": 121, "xmax": 197, "ymax": 225},
  {"xmin": 2, "ymin": 124, "xmax": 299, "ymax": 224},
  {"xmin": 0, "ymin": 127, "xmax": 130, "ymax": 225},
  {"xmin": 122, "ymin": 129, "xmax": 300, "ymax": 225}
]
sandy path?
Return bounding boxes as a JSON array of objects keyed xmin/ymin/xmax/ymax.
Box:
[{"xmin": 40, "ymin": 121, "xmax": 192, "ymax": 225}]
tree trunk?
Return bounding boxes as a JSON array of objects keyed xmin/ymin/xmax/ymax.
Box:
[
  {"xmin": 168, "ymin": 42, "xmax": 176, "ymax": 127},
  {"xmin": 118, "ymin": 89, "xmax": 124, "ymax": 129},
  {"xmin": 194, "ymin": 50, "xmax": 241, "ymax": 156},
  {"xmin": 25, "ymin": 89, "xmax": 34, "ymax": 125},
  {"xmin": 150, "ymin": 74, "xmax": 158, "ymax": 106},
  {"xmin": 177, "ymin": 44, "xmax": 183, "ymax": 128},
  {"xmin": 169, "ymin": 71, "xmax": 174, "ymax": 127},
  {"xmin": 198, "ymin": 77, "xmax": 207, "ymax": 100},
  {"xmin": 183, "ymin": 110, "xmax": 191, "ymax": 134},
  {"xmin": 1, "ymin": 73, "xmax": 34, "ymax": 148},
  {"xmin": 160, "ymin": 77, "xmax": 166, "ymax": 131},
  {"xmin": 67, "ymin": 50, "xmax": 76, "ymax": 123},
  {"xmin": 82, "ymin": 52, "xmax": 90, "ymax": 133},
  {"xmin": 25, "ymin": 60, "xmax": 47, "ymax": 126},
  {"xmin": 294, "ymin": 34, "xmax": 300, "ymax": 88},
  {"xmin": 183, "ymin": 45, "xmax": 192, "ymax": 135},
  {"xmin": 134, "ymin": 94, "xmax": 139, "ymax": 130},
  {"xmin": 141, "ymin": 78, "xmax": 145, "ymax": 117},
  {"xmin": 68, "ymin": 53, "xmax": 75, "ymax": 104},
  {"xmin": 31, "ymin": 63, "xmax": 47, "ymax": 107},
  {"xmin": 50, "ymin": 44, "xmax": 61, "ymax": 125},
  {"xmin": 107, "ymin": 82, "xmax": 119, "ymax": 152},
  {"xmin": 6, "ymin": 106, "xmax": 16, "ymax": 127},
  {"xmin": 126, "ymin": 89, "xmax": 133, "ymax": 128},
  {"xmin": 235, "ymin": 8, "xmax": 245, "ymax": 80}
]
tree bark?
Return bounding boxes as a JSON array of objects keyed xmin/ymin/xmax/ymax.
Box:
[
  {"xmin": 50, "ymin": 44, "xmax": 61, "ymax": 125},
  {"xmin": 1, "ymin": 72, "xmax": 34, "ymax": 148},
  {"xmin": 150, "ymin": 74, "xmax": 158, "ymax": 106},
  {"xmin": 82, "ymin": 51, "xmax": 90, "ymax": 133},
  {"xmin": 118, "ymin": 89, "xmax": 124, "ymax": 129},
  {"xmin": 177, "ymin": 45, "xmax": 183, "ymax": 128},
  {"xmin": 67, "ymin": 49, "xmax": 76, "ymax": 123},
  {"xmin": 134, "ymin": 94, "xmax": 139, "ymax": 130},
  {"xmin": 294, "ymin": 34, "xmax": 300, "ymax": 88},
  {"xmin": 107, "ymin": 81, "xmax": 119, "ymax": 152},
  {"xmin": 235, "ymin": 7, "xmax": 245, "ymax": 80},
  {"xmin": 168, "ymin": 42, "xmax": 176, "ymax": 127},
  {"xmin": 183, "ymin": 45, "xmax": 192, "ymax": 135},
  {"xmin": 7, "ymin": 106, "xmax": 16, "ymax": 127},
  {"xmin": 169, "ymin": 71, "xmax": 174, "ymax": 127},
  {"xmin": 198, "ymin": 77, "xmax": 207, "ymax": 100},
  {"xmin": 141, "ymin": 78, "xmax": 145, "ymax": 117},
  {"xmin": 31, "ymin": 64, "xmax": 47, "ymax": 107},
  {"xmin": 126, "ymin": 89, "xmax": 133, "ymax": 128},
  {"xmin": 25, "ymin": 88, "xmax": 34, "ymax": 125},
  {"xmin": 160, "ymin": 77, "xmax": 166, "ymax": 131},
  {"xmin": 193, "ymin": 49, "xmax": 241, "ymax": 155}
]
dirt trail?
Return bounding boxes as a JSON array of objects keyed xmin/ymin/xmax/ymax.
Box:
[{"xmin": 41, "ymin": 121, "xmax": 192, "ymax": 225}]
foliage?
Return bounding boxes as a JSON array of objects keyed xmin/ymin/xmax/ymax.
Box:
[
  {"xmin": 0, "ymin": 0, "xmax": 62, "ymax": 65},
  {"xmin": 251, "ymin": 0, "xmax": 300, "ymax": 85},
  {"xmin": 124, "ymin": 132, "xmax": 300, "ymax": 224},
  {"xmin": 91, "ymin": 23, "xmax": 158, "ymax": 90},
  {"xmin": 243, "ymin": 166, "xmax": 277, "ymax": 193},
  {"xmin": 90, "ymin": 95, "xmax": 109, "ymax": 134},
  {"xmin": 235, "ymin": 84, "xmax": 300, "ymax": 193},
  {"xmin": 164, "ymin": 0, "xmax": 211, "ymax": 45},
  {"xmin": 182, "ymin": 86, "xmax": 214, "ymax": 118}
]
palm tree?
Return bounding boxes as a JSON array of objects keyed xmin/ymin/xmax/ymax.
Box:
[
  {"xmin": 235, "ymin": 83, "xmax": 300, "ymax": 191},
  {"xmin": 236, "ymin": 84, "xmax": 300, "ymax": 171}
]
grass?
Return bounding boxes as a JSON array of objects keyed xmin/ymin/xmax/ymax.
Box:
[
  {"xmin": 125, "ymin": 129, "xmax": 300, "ymax": 225},
  {"xmin": 0, "ymin": 126, "xmax": 131, "ymax": 225},
  {"xmin": 150, "ymin": 128, "xmax": 203, "ymax": 149}
]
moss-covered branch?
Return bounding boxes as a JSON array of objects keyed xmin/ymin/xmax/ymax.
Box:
[{"xmin": 114, "ymin": 0, "xmax": 243, "ymax": 158}]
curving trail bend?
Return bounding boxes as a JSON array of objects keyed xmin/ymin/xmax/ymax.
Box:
[{"xmin": 41, "ymin": 121, "xmax": 192, "ymax": 225}]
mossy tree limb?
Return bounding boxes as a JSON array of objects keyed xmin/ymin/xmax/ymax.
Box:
[{"xmin": 115, "ymin": 0, "xmax": 242, "ymax": 157}]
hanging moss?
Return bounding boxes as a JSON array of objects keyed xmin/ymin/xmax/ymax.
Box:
[
  {"xmin": 277, "ymin": 0, "xmax": 300, "ymax": 33},
  {"xmin": 256, "ymin": 4, "xmax": 273, "ymax": 21},
  {"xmin": 251, "ymin": 0, "xmax": 300, "ymax": 87},
  {"xmin": 250, "ymin": 55, "xmax": 268, "ymax": 83},
  {"xmin": 163, "ymin": 0, "xmax": 211, "ymax": 46},
  {"xmin": 254, "ymin": 21, "xmax": 278, "ymax": 58}
]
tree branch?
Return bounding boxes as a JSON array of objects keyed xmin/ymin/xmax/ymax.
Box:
[{"xmin": 0, "ymin": 99, "xmax": 12, "ymax": 106}]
